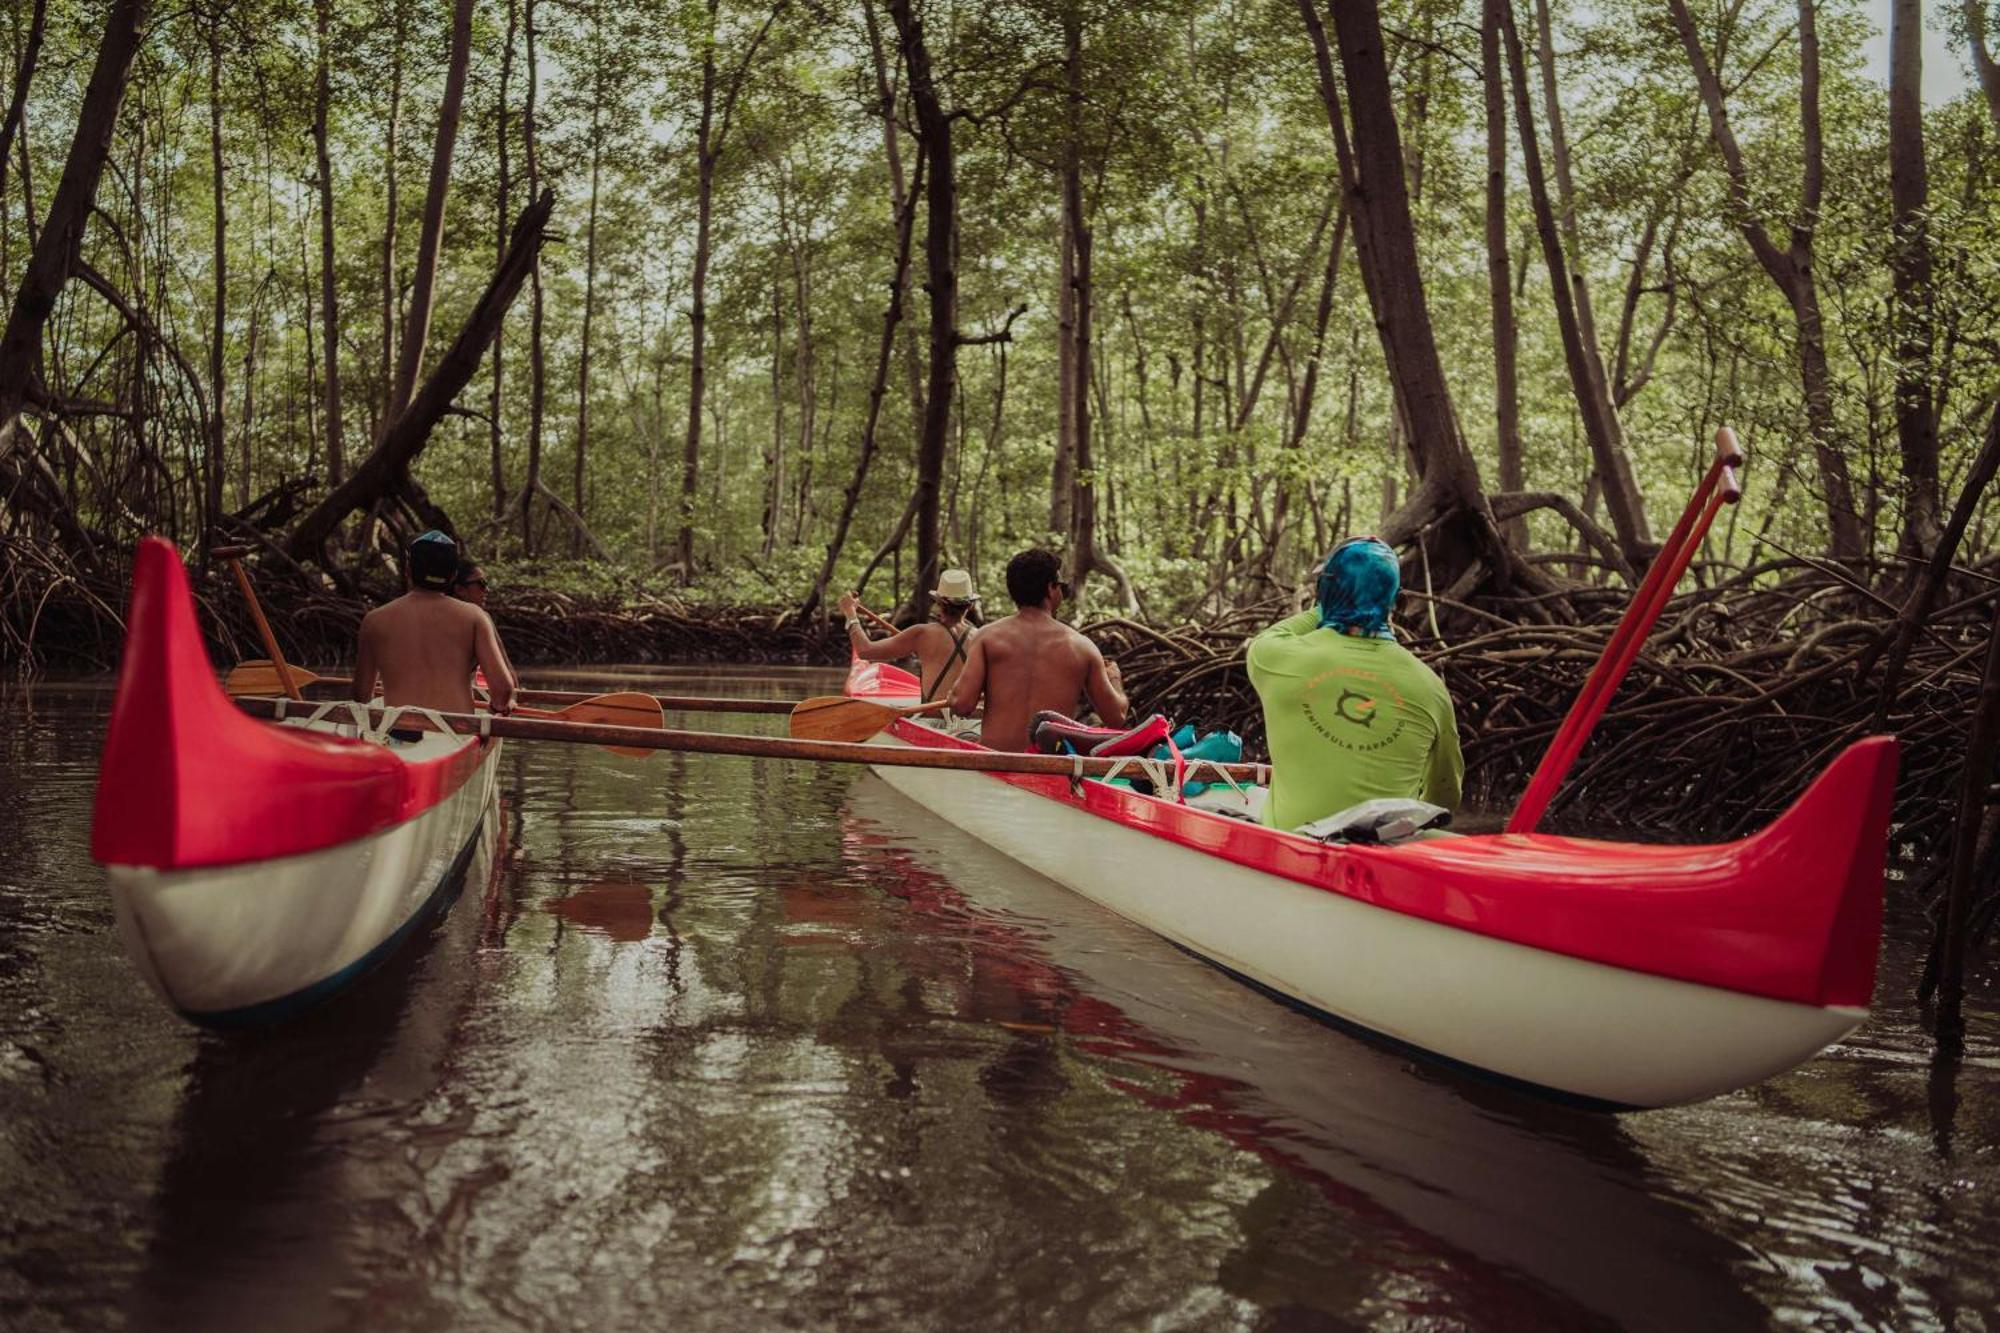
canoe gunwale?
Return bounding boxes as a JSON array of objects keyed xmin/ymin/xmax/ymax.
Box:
[{"xmin": 845, "ymin": 659, "xmax": 1895, "ymax": 1011}]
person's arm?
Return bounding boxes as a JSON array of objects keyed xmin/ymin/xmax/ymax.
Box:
[
  {"xmin": 948, "ymin": 635, "xmax": 988, "ymax": 717},
  {"xmin": 1247, "ymin": 609, "xmax": 1322, "ymax": 694},
  {"xmin": 473, "ymin": 611, "xmax": 517, "ymax": 714},
  {"xmin": 351, "ymin": 615, "xmax": 380, "ymax": 704},
  {"xmin": 1083, "ymin": 646, "xmax": 1128, "ymax": 728},
  {"xmin": 839, "ymin": 590, "xmax": 925, "ymax": 662},
  {"xmin": 1424, "ymin": 696, "xmax": 1464, "ymax": 813},
  {"xmin": 850, "ymin": 623, "xmax": 927, "ymax": 662}
]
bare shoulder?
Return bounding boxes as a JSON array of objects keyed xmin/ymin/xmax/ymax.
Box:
[{"xmin": 1064, "ymin": 624, "xmax": 1104, "ymax": 660}]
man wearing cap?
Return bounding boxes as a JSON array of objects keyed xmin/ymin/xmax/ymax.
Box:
[
  {"xmin": 840, "ymin": 568, "xmax": 981, "ymax": 704},
  {"xmin": 352, "ymin": 530, "xmax": 518, "ymax": 717},
  {"xmin": 1247, "ymin": 537, "xmax": 1461, "ymax": 830}
]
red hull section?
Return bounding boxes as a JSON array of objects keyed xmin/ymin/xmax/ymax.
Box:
[
  {"xmin": 92, "ymin": 538, "xmax": 488, "ymax": 872},
  {"xmin": 846, "ymin": 660, "xmax": 1896, "ymax": 1009}
]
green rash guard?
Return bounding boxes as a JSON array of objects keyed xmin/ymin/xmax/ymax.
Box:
[{"xmin": 1246, "ymin": 610, "xmax": 1464, "ymax": 831}]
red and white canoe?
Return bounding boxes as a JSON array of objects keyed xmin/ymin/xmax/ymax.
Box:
[
  {"xmin": 90, "ymin": 539, "xmax": 499, "ymax": 1028},
  {"xmin": 845, "ymin": 659, "xmax": 1899, "ymax": 1109}
]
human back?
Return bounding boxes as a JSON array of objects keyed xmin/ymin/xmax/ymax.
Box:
[
  {"xmin": 839, "ymin": 571, "xmax": 979, "ymax": 702},
  {"xmin": 949, "ymin": 549, "xmax": 1125, "ymax": 752},
  {"xmin": 353, "ymin": 532, "xmax": 516, "ymax": 717},
  {"xmin": 1248, "ymin": 538, "xmax": 1461, "ymax": 830}
]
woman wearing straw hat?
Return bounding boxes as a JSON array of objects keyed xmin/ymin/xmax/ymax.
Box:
[{"xmin": 839, "ymin": 569, "xmax": 982, "ymax": 704}]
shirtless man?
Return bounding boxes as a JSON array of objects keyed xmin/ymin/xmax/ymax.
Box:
[
  {"xmin": 947, "ymin": 549, "xmax": 1126, "ymax": 752},
  {"xmin": 839, "ymin": 568, "xmax": 980, "ymax": 703},
  {"xmin": 352, "ymin": 530, "xmax": 517, "ymax": 717}
]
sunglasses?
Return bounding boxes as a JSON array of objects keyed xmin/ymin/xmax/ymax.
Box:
[
  {"xmin": 460, "ymin": 578, "xmax": 488, "ymax": 590},
  {"xmin": 1053, "ymin": 579, "xmax": 1071, "ymax": 596}
]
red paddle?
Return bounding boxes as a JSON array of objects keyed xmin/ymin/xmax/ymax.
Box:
[{"xmin": 1507, "ymin": 428, "xmax": 1745, "ymax": 833}]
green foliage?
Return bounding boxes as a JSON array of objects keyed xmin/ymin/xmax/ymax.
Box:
[{"xmin": 10, "ymin": 0, "xmax": 2000, "ymax": 607}]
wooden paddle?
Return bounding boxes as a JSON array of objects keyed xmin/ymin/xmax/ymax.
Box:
[
  {"xmin": 225, "ymin": 659, "xmax": 335, "ymax": 696},
  {"xmin": 221, "ymin": 660, "xmax": 794, "ymax": 715},
  {"xmin": 1507, "ymin": 427, "xmax": 1746, "ymax": 833},
  {"xmin": 852, "ymin": 599, "xmax": 901, "ymax": 634},
  {"xmin": 210, "ymin": 545, "xmax": 303, "ymax": 701},
  {"xmin": 788, "ymin": 695, "xmax": 949, "ymax": 743},
  {"xmin": 514, "ymin": 692, "xmax": 665, "ymax": 758}
]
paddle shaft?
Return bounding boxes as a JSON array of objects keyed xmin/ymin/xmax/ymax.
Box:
[
  {"xmin": 1507, "ymin": 428, "xmax": 1745, "ymax": 833},
  {"xmin": 854, "ymin": 601, "xmax": 900, "ymax": 634},
  {"xmin": 227, "ymin": 665, "xmax": 794, "ymax": 715},
  {"xmin": 211, "ymin": 545, "xmax": 302, "ymax": 702},
  {"xmin": 232, "ymin": 694, "xmax": 1271, "ymax": 784}
]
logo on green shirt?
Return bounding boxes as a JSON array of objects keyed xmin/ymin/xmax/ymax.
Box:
[{"xmin": 1303, "ymin": 667, "xmax": 1407, "ymax": 753}]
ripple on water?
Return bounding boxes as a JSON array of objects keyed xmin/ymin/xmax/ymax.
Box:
[{"xmin": 2, "ymin": 674, "xmax": 1998, "ymax": 1331}]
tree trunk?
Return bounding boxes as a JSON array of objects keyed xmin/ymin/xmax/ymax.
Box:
[
  {"xmin": 489, "ymin": 0, "xmax": 515, "ymax": 525},
  {"xmin": 1530, "ymin": 0, "xmax": 1649, "ymax": 549},
  {"xmin": 1296, "ymin": 0, "xmax": 1512, "ymax": 585},
  {"xmin": 1059, "ymin": 5, "xmax": 1132, "ymax": 611},
  {"xmin": 676, "ymin": 0, "xmax": 783, "ymax": 577},
  {"xmin": 679, "ymin": 7, "xmax": 717, "ymax": 577},
  {"xmin": 1889, "ymin": 0, "xmax": 1939, "ymax": 558},
  {"xmin": 1502, "ymin": 0, "xmax": 1650, "ymax": 568},
  {"xmin": 1262, "ymin": 201, "xmax": 1348, "ymax": 574},
  {"xmin": 287, "ymin": 192, "xmax": 554, "ymax": 564},
  {"xmin": 1051, "ymin": 206, "xmax": 1075, "ymax": 540},
  {"xmin": 205, "ymin": 11, "xmax": 227, "ymax": 535},
  {"xmin": 575, "ymin": 7, "xmax": 603, "ymax": 553},
  {"xmin": 762, "ymin": 273, "xmax": 784, "ymax": 558},
  {"xmin": 788, "ymin": 192, "xmax": 816, "ymax": 547},
  {"xmin": 1483, "ymin": 0, "xmax": 1526, "ymax": 547},
  {"xmin": 520, "ymin": 0, "xmax": 545, "ymax": 553},
  {"xmin": 314, "ymin": 0, "xmax": 345, "ymax": 487},
  {"xmin": 1965, "ymin": 0, "xmax": 2000, "ymax": 130},
  {"xmin": 1666, "ymin": 0, "xmax": 1866, "ymax": 559},
  {"xmin": 0, "ymin": 0, "xmax": 47, "ymax": 230},
  {"xmin": 379, "ymin": 0, "xmax": 406, "ymax": 429},
  {"xmin": 801, "ymin": 145, "xmax": 922, "ymax": 618},
  {"xmin": 0, "ymin": 0, "xmax": 147, "ymax": 557},
  {"xmin": 387, "ymin": 0, "xmax": 474, "ymax": 425},
  {"xmin": 888, "ymin": 0, "xmax": 955, "ymax": 622}
]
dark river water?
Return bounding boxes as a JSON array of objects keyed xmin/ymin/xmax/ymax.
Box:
[{"xmin": 2, "ymin": 669, "xmax": 1997, "ymax": 1331}]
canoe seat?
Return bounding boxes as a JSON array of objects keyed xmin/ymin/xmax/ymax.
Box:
[{"xmin": 1031, "ymin": 711, "xmax": 1172, "ymax": 758}]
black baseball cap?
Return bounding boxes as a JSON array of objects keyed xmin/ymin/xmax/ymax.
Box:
[{"xmin": 408, "ymin": 530, "xmax": 459, "ymax": 591}]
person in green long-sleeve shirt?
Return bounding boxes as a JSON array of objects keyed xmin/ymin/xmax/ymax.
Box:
[{"xmin": 1247, "ymin": 537, "xmax": 1462, "ymax": 831}]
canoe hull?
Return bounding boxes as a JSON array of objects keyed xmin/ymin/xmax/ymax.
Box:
[
  {"xmin": 106, "ymin": 731, "xmax": 499, "ymax": 1027},
  {"xmin": 866, "ymin": 736, "xmax": 1864, "ymax": 1109}
]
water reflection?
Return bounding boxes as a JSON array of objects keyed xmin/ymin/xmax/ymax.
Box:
[
  {"xmin": 130, "ymin": 801, "xmax": 501, "ymax": 1328},
  {"xmin": 2, "ymin": 675, "xmax": 1998, "ymax": 1331},
  {"xmin": 838, "ymin": 777, "xmax": 1768, "ymax": 1330}
]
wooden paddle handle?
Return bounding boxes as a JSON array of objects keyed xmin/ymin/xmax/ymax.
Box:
[
  {"xmin": 1714, "ymin": 427, "xmax": 1745, "ymax": 503},
  {"xmin": 221, "ymin": 556, "xmax": 302, "ymax": 702},
  {"xmin": 854, "ymin": 600, "xmax": 901, "ymax": 634}
]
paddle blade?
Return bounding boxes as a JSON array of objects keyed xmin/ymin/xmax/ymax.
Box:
[
  {"xmin": 223, "ymin": 659, "xmax": 323, "ymax": 696},
  {"xmin": 789, "ymin": 695, "xmax": 943, "ymax": 742},
  {"xmin": 516, "ymin": 691, "xmax": 665, "ymax": 758}
]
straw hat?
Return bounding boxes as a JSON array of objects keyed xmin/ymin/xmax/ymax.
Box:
[{"xmin": 932, "ymin": 568, "xmax": 980, "ymax": 603}]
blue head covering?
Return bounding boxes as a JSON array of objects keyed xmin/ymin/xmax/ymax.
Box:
[{"xmin": 1315, "ymin": 537, "xmax": 1400, "ymax": 638}]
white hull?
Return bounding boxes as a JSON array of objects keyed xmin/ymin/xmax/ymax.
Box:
[
  {"xmin": 865, "ymin": 737, "xmax": 1862, "ymax": 1108},
  {"xmin": 107, "ymin": 731, "xmax": 500, "ymax": 1025}
]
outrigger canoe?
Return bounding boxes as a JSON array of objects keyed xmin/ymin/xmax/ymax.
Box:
[
  {"xmin": 846, "ymin": 659, "xmax": 1899, "ymax": 1109},
  {"xmin": 91, "ymin": 539, "xmax": 498, "ymax": 1027}
]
